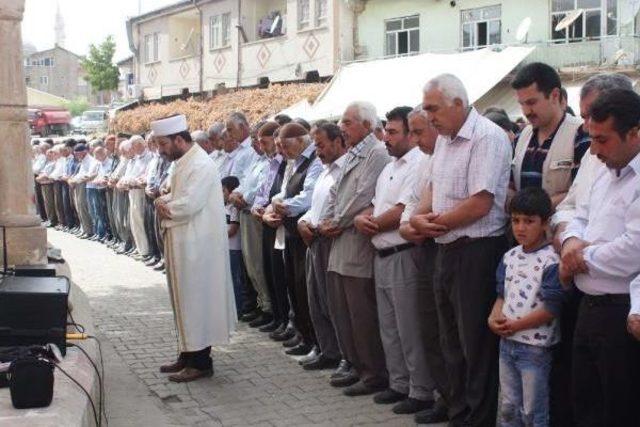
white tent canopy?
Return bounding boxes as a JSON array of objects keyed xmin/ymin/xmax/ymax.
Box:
[
  {"xmin": 271, "ymin": 99, "xmax": 313, "ymax": 121},
  {"xmin": 306, "ymin": 46, "xmax": 535, "ymax": 121}
]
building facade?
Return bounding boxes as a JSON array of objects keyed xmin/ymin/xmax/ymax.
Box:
[
  {"xmin": 354, "ymin": 0, "xmax": 640, "ymax": 69},
  {"xmin": 127, "ymin": 0, "xmax": 356, "ymax": 100},
  {"xmin": 24, "ymin": 45, "xmax": 94, "ymax": 102}
]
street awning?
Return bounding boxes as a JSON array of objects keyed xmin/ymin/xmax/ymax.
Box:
[
  {"xmin": 27, "ymin": 87, "xmax": 69, "ymax": 107},
  {"xmin": 307, "ymin": 46, "xmax": 535, "ymax": 120}
]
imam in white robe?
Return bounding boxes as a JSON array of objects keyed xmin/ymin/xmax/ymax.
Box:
[{"xmin": 160, "ymin": 144, "xmax": 236, "ymax": 352}]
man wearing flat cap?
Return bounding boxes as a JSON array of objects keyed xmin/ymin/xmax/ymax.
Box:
[
  {"xmin": 152, "ymin": 114, "xmax": 236, "ymax": 383},
  {"xmin": 266, "ymin": 122, "xmax": 323, "ymax": 356}
]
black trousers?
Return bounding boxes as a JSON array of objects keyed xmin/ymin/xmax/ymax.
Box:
[
  {"xmin": 62, "ymin": 182, "xmax": 78, "ymax": 228},
  {"xmin": 34, "ymin": 177, "xmax": 47, "ymax": 221},
  {"xmin": 434, "ymin": 236, "xmax": 506, "ymax": 427},
  {"xmin": 262, "ymin": 225, "xmax": 289, "ymax": 324},
  {"xmin": 144, "ymin": 195, "xmax": 160, "ymax": 258},
  {"xmin": 179, "ymin": 346, "xmax": 212, "ymax": 370},
  {"xmin": 284, "ymin": 235, "xmax": 315, "ymax": 345},
  {"xmin": 105, "ymin": 189, "xmax": 116, "ymax": 240},
  {"xmin": 53, "ymin": 181, "xmax": 67, "ymax": 227},
  {"xmin": 572, "ymin": 294, "xmax": 640, "ymax": 427},
  {"xmin": 550, "ymin": 288, "xmax": 582, "ymax": 427}
]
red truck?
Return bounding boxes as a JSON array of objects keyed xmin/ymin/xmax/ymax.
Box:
[{"xmin": 28, "ymin": 106, "xmax": 72, "ymax": 136}]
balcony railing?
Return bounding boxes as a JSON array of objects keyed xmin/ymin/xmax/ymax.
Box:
[{"xmin": 346, "ymin": 35, "xmax": 640, "ymax": 70}]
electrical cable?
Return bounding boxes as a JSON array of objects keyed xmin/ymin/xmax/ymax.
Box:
[
  {"xmin": 54, "ymin": 363, "xmax": 100, "ymax": 427},
  {"xmin": 68, "ymin": 343, "xmax": 105, "ymax": 426},
  {"xmin": 86, "ymin": 336, "xmax": 107, "ymax": 425}
]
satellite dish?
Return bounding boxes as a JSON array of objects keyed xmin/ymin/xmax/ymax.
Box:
[
  {"xmin": 516, "ymin": 17, "xmax": 532, "ymax": 43},
  {"xmin": 555, "ymin": 9, "xmax": 583, "ymax": 32},
  {"xmin": 613, "ymin": 49, "xmax": 628, "ymax": 64}
]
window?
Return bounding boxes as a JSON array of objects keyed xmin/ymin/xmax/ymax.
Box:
[
  {"xmin": 44, "ymin": 57, "xmax": 51, "ymax": 66},
  {"xmin": 461, "ymin": 5, "xmax": 501, "ymax": 50},
  {"xmin": 315, "ymin": 0, "xmax": 327, "ymax": 27},
  {"xmin": 551, "ymin": 0, "xmax": 616, "ymax": 42},
  {"xmin": 210, "ymin": 13, "xmax": 231, "ymax": 49},
  {"xmin": 385, "ymin": 15, "xmax": 419, "ymax": 56},
  {"xmin": 144, "ymin": 33, "xmax": 159, "ymax": 63},
  {"xmin": 298, "ymin": 0, "xmax": 310, "ymax": 30},
  {"xmin": 40, "ymin": 76, "xmax": 48, "ymax": 85}
]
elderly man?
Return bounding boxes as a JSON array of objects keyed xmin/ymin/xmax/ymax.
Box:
[
  {"xmin": 399, "ymin": 108, "xmax": 450, "ymax": 424},
  {"xmin": 103, "ymin": 135, "xmax": 119, "ymax": 243},
  {"xmin": 207, "ymin": 122, "xmax": 226, "ymax": 168},
  {"xmin": 36, "ymin": 147, "xmax": 59, "ymax": 226},
  {"xmin": 560, "ymin": 89, "xmax": 640, "ymax": 427},
  {"xmin": 124, "ymin": 136, "xmax": 154, "ymax": 260},
  {"xmin": 220, "ymin": 112, "xmax": 257, "ymax": 182},
  {"xmin": 113, "ymin": 141, "xmax": 135, "ymax": 254},
  {"xmin": 409, "ymin": 74, "xmax": 511, "ymax": 426},
  {"xmin": 69, "ymin": 144, "xmax": 95, "ymax": 238},
  {"xmin": 319, "ymin": 101, "xmax": 391, "ymax": 396},
  {"xmin": 229, "ymin": 123, "xmax": 271, "ymax": 322},
  {"xmin": 297, "ymin": 122, "xmax": 346, "ymax": 370},
  {"xmin": 84, "ymin": 145, "xmax": 104, "ymax": 240},
  {"xmin": 88, "ymin": 147, "xmax": 112, "ymax": 240},
  {"xmin": 50, "ymin": 144, "xmax": 69, "ymax": 230},
  {"xmin": 250, "ymin": 124, "xmax": 291, "ymax": 336},
  {"xmin": 355, "ymin": 106, "xmax": 434, "ymax": 414},
  {"xmin": 511, "ymin": 63, "xmax": 589, "ymax": 207},
  {"xmin": 152, "ymin": 114, "xmax": 236, "ymax": 383},
  {"xmin": 265, "ymin": 123, "xmax": 323, "ymax": 356},
  {"xmin": 32, "ymin": 142, "xmax": 49, "ymax": 222}
]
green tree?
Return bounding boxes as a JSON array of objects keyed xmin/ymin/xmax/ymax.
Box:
[
  {"xmin": 68, "ymin": 97, "xmax": 89, "ymax": 117},
  {"xmin": 81, "ymin": 35, "xmax": 119, "ymax": 105}
]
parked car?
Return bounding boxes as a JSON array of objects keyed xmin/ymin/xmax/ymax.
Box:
[
  {"xmin": 79, "ymin": 109, "xmax": 109, "ymax": 134},
  {"xmin": 28, "ymin": 106, "xmax": 72, "ymax": 136}
]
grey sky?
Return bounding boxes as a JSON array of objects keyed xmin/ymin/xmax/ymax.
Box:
[{"xmin": 22, "ymin": 0, "xmax": 177, "ymax": 62}]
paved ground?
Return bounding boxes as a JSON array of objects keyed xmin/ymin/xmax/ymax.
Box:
[{"xmin": 49, "ymin": 229, "xmax": 441, "ymax": 427}]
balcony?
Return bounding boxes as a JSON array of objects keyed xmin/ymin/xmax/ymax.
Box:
[{"xmin": 346, "ymin": 35, "xmax": 640, "ymax": 71}]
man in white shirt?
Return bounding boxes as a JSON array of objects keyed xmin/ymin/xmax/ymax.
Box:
[
  {"xmin": 354, "ymin": 106, "xmax": 434, "ymax": 414},
  {"xmin": 409, "ymin": 74, "xmax": 512, "ymax": 426},
  {"xmin": 208, "ymin": 122, "xmax": 226, "ymax": 169},
  {"xmin": 69, "ymin": 144, "xmax": 95, "ymax": 238},
  {"xmin": 229, "ymin": 123, "xmax": 272, "ymax": 321},
  {"xmin": 114, "ymin": 141, "xmax": 135, "ymax": 254},
  {"xmin": 298, "ymin": 122, "xmax": 346, "ymax": 371},
  {"xmin": 88, "ymin": 147, "xmax": 112, "ymax": 240},
  {"xmin": 560, "ymin": 89, "xmax": 640, "ymax": 426},
  {"xmin": 222, "ymin": 112, "xmax": 258, "ymax": 183},
  {"xmin": 125, "ymin": 136, "xmax": 155, "ymax": 259}
]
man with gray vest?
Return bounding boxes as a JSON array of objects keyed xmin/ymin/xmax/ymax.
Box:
[{"xmin": 511, "ymin": 62, "xmax": 590, "ymax": 206}]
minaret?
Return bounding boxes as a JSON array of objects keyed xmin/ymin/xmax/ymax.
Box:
[{"xmin": 54, "ymin": 1, "xmax": 65, "ymax": 47}]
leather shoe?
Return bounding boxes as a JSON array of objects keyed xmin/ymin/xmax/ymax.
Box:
[
  {"xmin": 329, "ymin": 372, "xmax": 359, "ymax": 388},
  {"xmin": 373, "ymin": 388, "xmax": 407, "ymax": 404},
  {"xmin": 331, "ymin": 359, "xmax": 352, "ymax": 379},
  {"xmin": 153, "ymin": 261, "xmax": 165, "ymax": 271},
  {"xmin": 285, "ymin": 342, "xmax": 312, "ymax": 356},
  {"xmin": 168, "ymin": 367, "xmax": 213, "ymax": 383},
  {"xmin": 393, "ymin": 397, "xmax": 433, "ymax": 415},
  {"xmin": 302, "ymin": 354, "xmax": 340, "ymax": 371},
  {"xmin": 343, "ymin": 380, "xmax": 387, "ymax": 397},
  {"xmin": 240, "ymin": 309, "xmax": 262, "ymax": 322},
  {"xmin": 414, "ymin": 398, "xmax": 448, "ymax": 424},
  {"xmin": 268, "ymin": 323, "xmax": 287, "ymax": 339},
  {"xmin": 249, "ymin": 313, "xmax": 273, "ymax": 328},
  {"xmin": 159, "ymin": 358, "xmax": 186, "ymax": 373},
  {"xmin": 271, "ymin": 325, "xmax": 295, "ymax": 342},
  {"xmin": 297, "ymin": 346, "xmax": 319, "ymax": 365},
  {"xmin": 282, "ymin": 334, "xmax": 301, "ymax": 348},
  {"xmin": 145, "ymin": 257, "xmax": 160, "ymax": 266},
  {"xmin": 258, "ymin": 319, "xmax": 280, "ymax": 333}
]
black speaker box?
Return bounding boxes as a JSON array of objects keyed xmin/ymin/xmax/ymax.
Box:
[{"xmin": 0, "ymin": 276, "xmax": 70, "ymax": 355}]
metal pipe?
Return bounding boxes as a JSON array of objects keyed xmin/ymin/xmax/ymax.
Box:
[{"xmin": 236, "ymin": 0, "xmax": 242, "ymax": 88}]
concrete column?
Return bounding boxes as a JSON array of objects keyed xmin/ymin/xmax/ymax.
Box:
[{"xmin": 0, "ymin": 0, "xmax": 47, "ymax": 266}]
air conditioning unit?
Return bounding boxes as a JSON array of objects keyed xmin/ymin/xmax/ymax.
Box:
[{"xmin": 127, "ymin": 84, "xmax": 141, "ymax": 98}]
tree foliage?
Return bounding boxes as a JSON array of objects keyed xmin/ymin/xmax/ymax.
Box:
[
  {"xmin": 68, "ymin": 97, "xmax": 90, "ymax": 117},
  {"xmin": 81, "ymin": 35, "xmax": 119, "ymax": 93}
]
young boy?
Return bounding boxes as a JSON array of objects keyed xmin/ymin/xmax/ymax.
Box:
[
  {"xmin": 221, "ymin": 176, "xmax": 244, "ymax": 316},
  {"xmin": 488, "ymin": 187, "xmax": 564, "ymax": 427}
]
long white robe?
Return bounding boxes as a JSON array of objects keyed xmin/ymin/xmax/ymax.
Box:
[{"xmin": 160, "ymin": 144, "xmax": 236, "ymax": 352}]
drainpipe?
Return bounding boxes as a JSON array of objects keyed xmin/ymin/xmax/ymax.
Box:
[
  {"xmin": 193, "ymin": 0, "xmax": 204, "ymax": 95},
  {"xmin": 346, "ymin": 0, "xmax": 366, "ymax": 59},
  {"xmin": 236, "ymin": 0, "xmax": 242, "ymax": 89}
]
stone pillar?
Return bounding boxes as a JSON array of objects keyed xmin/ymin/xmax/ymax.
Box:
[{"xmin": 0, "ymin": 0, "xmax": 47, "ymax": 266}]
